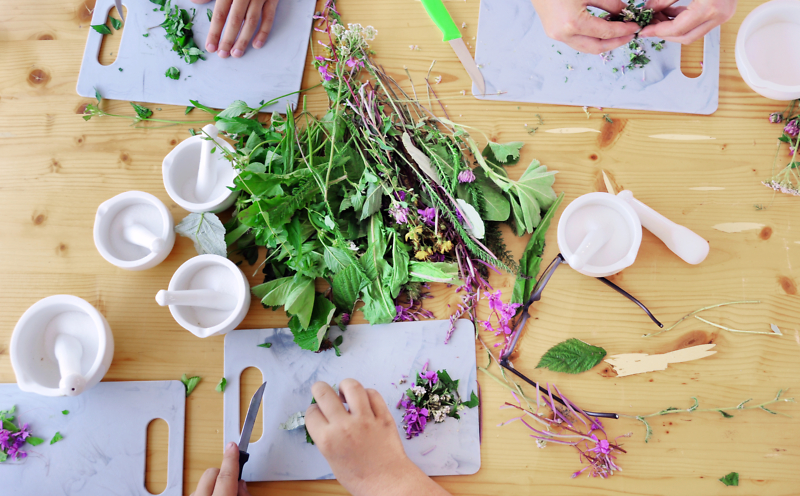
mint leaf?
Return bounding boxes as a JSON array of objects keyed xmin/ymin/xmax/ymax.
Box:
[
  {"xmin": 719, "ymin": 472, "xmax": 739, "ymax": 486},
  {"xmin": 91, "ymin": 24, "xmax": 112, "ymax": 35},
  {"xmin": 175, "ymin": 212, "xmax": 227, "ymax": 257},
  {"xmin": 165, "ymin": 67, "xmax": 180, "ymax": 80},
  {"xmin": 462, "ymin": 391, "xmax": 480, "ymax": 408},
  {"xmin": 109, "ymin": 17, "xmax": 122, "ymax": 30},
  {"xmin": 130, "ymin": 102, "xmax": 153, "ymax": 119},
  {"xmin": 215, "ymin": 378, "xmax": 227, "ymax": 393},
  {"xmin": 26, "ymin": 436, "xmax": 44, "ymax": 446},
  {"xmin": 50, "ymin": 432, "xmax": 63, "ymax": 445},
  {"xmin": 290, "ymin": 295, "xmax": 336, "ymax": 351},
  {"xmin": 257, "ymin": 342, "xmax": 272, "ymax": 348},
  {"xmin": 512, "ymin": 192, "xmax": 564, "ymax": 304},
  {"xmin": 62, "ymin": 410, "xmax": 69, "ymax": 415},
  {"xmin": 486, "ymin": 141, "xmax": 524, "ymax": 164},
  {"xmin": 180, "ymin": 374, "xmax": 201, "ymax": 397},
  {"xmin": 536, "ymin": 338, "xmax": 607, "ymax": 374}
]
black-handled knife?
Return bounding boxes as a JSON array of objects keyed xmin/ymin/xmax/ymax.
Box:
[{"xmin": 238, "ymin": 381, "xmax": 266, "ymax": 480}]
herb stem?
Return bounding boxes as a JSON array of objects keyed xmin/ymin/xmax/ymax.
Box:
[
  {"xmin": 642, "ymin": 300, "xmax": 760, "ymax": 338},
  {"xmin": 693, "ymin": 315, "xmax": 778, "ymax": 335}
]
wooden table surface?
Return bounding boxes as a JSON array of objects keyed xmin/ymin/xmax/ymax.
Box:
[{"xmin": 1, "ymin": 0, "xmax": 799, "ymax": 494}]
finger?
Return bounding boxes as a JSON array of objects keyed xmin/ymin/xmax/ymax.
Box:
[
  {"xmin": 644, "ymin": 0, "xmax": 679, "ymax": 11},
  {"xmin": 238, "ymin": 480, "xmax": 252, "ymax": 496},
  {"xmin": 212, "ymin": 442, "xmax": 240, "ymax": 496},
  {"xmin": 192, "ymin": 468, "xmax": 220, "ymax": 496},
  {"xmin": 206, "ymin": 0, "xmax": 232, "ymax": 53},
  {"xmin": 588, "ymin": 0, "xmax": 627, "ymax": 16},
  {"xmin": 366, "ymin": 388, "xmax": 392, "ymax": 421},
  {"xmin": 568, "ymin": 33, "xmax": 636, "ymax": 55},
  {"xmin": 662, "ymin": 19, "xmax": 716, "ymax": 44},
  {"xmin": 579, "ymin": 14, "xmax": 641, "ymax": 40},
  {"xmin": 638, "ymin": 8, "xmax": 705, "ymax": 39},
  {"xmin": 218, "ymin": 0, "xmax": 250, "ymax": 58},
  {"xmin": 253, "ymin": 0, "xmax": 280, "ymax": 48},
  {"xmin": 311, "ymin": 382, "xmax": 348, "ymax": 420},
  {"xmin": 338, "ymin": 379, "xmax": 373, "ymax": 417},
  {"xmin": 232, "ymin": 0, "xmax": 265, "ymax": 57},
  {"xmin": 661, "ymin": 5, "xmax": 686, "ymax": 17},
  {"xmin": 304, "ymin": 402, "xmax": 328, "ymax": 428}
]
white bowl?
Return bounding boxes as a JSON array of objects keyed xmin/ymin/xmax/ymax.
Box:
[
  {"xmin": 94, "ymin": 191, "xmax": 176, "ymax": 271},
  {"xmin": 10, "ymin": 295, "xmax": 114, "ymax": 397},
  {"xmin": 162, "ymin": 134, "xmax": 239, "ymax": 213},
  {"xmin": 164, "ymin": 255, "xmax": 250, "ymax": 338},
  {"xmin": 735, "ymin": 0, "xmax": 800, "ymax": 101}
]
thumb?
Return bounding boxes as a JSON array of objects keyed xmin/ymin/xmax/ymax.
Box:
[
  {"xmin": 212, "ymin": 442, "xmax": 240, "ymax": 496},
  {"xmin": 238, "ymin": 480, "xmax": 252, "ymax": 496}
]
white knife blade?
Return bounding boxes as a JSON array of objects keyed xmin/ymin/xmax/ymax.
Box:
[{"xmin": 449, "ymin": 38, "xmax": 485, "ymax": 96}]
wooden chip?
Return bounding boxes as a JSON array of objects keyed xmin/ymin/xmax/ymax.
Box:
[{"xmin": 604, "ymin": 344, "xmax": 716, "ymax": 377}]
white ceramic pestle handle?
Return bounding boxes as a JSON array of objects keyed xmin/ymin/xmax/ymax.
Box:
[
  {"xmin": 617, "ymin": 190, "xmax": 709, "ymax": 265},
  {"xmin": 156, "ymin": 289, "xmax": 238, "ymax": 311},
  {"xmin": 53, "ymin": 334, "xmax": 86, "ymax": 396},
  {"xmin": 123, "ymin": 223, "xmax": 166, "ymax": 253},
  {"xmin": 568, "ymin": 226, "xmax": 613, "ymax": 271},
  {"xmin": 195, "ymin": 124, "xmax": 220, "ymax": 202}
]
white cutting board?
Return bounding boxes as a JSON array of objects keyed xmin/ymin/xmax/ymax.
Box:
[
  {"xmin": 77, "ymin": 0, "xmax": 317, "ymax": 112},
  {"xmin": 0, "ymin": 381, "xmax": 185, "ymax": 496},
  {"xmin": 223, "ymin": 320, "xmax": 480, "ymax": 481}
]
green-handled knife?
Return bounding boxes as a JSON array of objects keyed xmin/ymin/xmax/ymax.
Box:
[{"xmin": 421, "ymin": 0, "xmax": 485, "ymax": 95}]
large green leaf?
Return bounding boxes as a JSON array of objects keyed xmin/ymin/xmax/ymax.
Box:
[
  {"xmin": 332, "ymin": 263, "xmax": 368, "ymax": 311},
  {"xmin": 174, "ymin": 212, "xmax": 227, "ymax": 257},
  {"xmin": 360, "ymin": 278, "xmax": 396, "ymax": 324},
  {"xmin": 389, "ymin": 236, "xmax": 410, "ymax": 298},
  {"xmin": 536, "ymin": 339, "xmax": 607, "ymax": 374},
  {"xmin": 366, "ymin": 214, "xmax": 386, "ymax": 257},
  {"xmin": 360, "ymin": 182, "xmax": 383, "ymax": 220},
  {"xmin": 408, "ymin": 262, "xmax": 461, "ymax": 284},
  {"xmin": 284, "ymin": 275, "xmax": 315, "ymax": 329},
  {"xmin": 286, "ymin": 216, "xmax": 304, "ymax": 256},
  {"xmin": 217, "ymin": 100, "xmax": 251, "ymax": 119},
  {"xmin": 252, "ymin": 276, "xmax": 294, "ymax": 306},
  {"xmin": 290, "ymin": 295, "xmax": 337, "ymax": 351},
  {"xmin": 485, "ymin": 141, "xmax": 524, "ymax": 165},
  {"xmin": 473, "ymin": 168, "xmax": 510, "ymax": 222},
  {"xmin": 322, "ymin": 244, "xmax": 354, "ymax": 274},
  {"xmin": 512, "ymin": 161, "xmax": 557, "ymax": 233}
]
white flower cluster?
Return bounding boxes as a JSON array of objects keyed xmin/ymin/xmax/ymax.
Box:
[
  {"xmin": 431, "ymin": 405, "xmax": 451, "ymax": 423},
  {"xmin": 411, "ymin": 385, "xmax": 427, "ymax": 397},
  {"xmin": 331, "ymin": 22, "xmax": 378, "ymax": 46}
]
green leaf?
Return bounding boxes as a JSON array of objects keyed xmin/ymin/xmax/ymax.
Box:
[
  {"xmin": 290, "ymin": 295, "xmax": 336, "ymax": 351},
  {"xmin": 185, "ymin": 105, "xmax": 194, "ymax": 115},
  {"xmin": 0, "ymin": 451, "xmax": 6, "ymax": 462},
  {"xmin": 719, "ymin": 472, "xmax": 739, "ymax": 486},
  {"xmin": 360, "ymin": 279, "xmax": 396, "ymax": 324},
  {"xmin": 366, "ymin": 214, "xmax": 386, "ymax": 257},
  {"xmin": 0, "ymin": 405, "xmax": 16, "ymax": 421},
  {"xmin": 50, "ymin": 432, "xmax": 64, "ymax": 445},
  {"xmin": 175, "ymin": 212, "xmax": 227, "ymax": 257},
  {"xmin": 2, "ymin": 419, "xmax": 19, "ymax": 433},
  {"xmin": 94, "ymin": 88, "xmax": 102, "ymax": 104},
  {"xmin": 408, "ymin": 261, "xmax": 461, "ymax": 284},
  {"xmin": 61, "ymin": 410, "xmax": 69, "ymax": 415},
  {"xmin": 719, "ymin": 410, "xmax": 734, "ymax": 418},
  {"xmin": 512, "ymin": 192, "xmax": 564, "ymax": 304},
  {"xmin": 257, "ymin": 342, "xmax": 272, "ymax": 348},
  {"xmin": 486, "ymin": 141, "xmax": 524, "ymax": 164},
  {"xmin": 109, "ymin": 17, "xmax": 122, "ymax": 30},
  {"xmin": 536, "ymin": 338, "xmax": 607, "ymax": 374},
  {"xmin": 165, "ymin": 66, "xmax": 180, "ymax": 80},
  {"xmin": 180, "ymin": 374, "xmax": 201, "ymax": 397},
  {"xmin": 189, "ymin": 99, "xmax": 220, "ymax": 116},
  {"xmin": 389, "ymin": 236, "xmax": 410, "ymax": 298},
  {"xmin": 206, "ymin": 8, "xmax": 213, "ymax": 21},
  {"xmin": 462, "ymin": 391, "xmax": 480, "ymax": 408},
  {"xmin": 473, "ymin": 168, "xmax": 509, "ymax": 221},
  {"xmin": 286, "ymin": 216, "xmax": 303, "ymax": 256},
  {"xmin": 215, "ymin": 378, "xmax": 227, "ymax": 393},
  {"xmin": 130, "ymin": 102, "xmax": 153, "ymax": 119},
  {"xmin": 332, "ymin": 335, "xmax": 343, "ymax": 356},
  {"xmin": 332, "ymin": 263, "xmax": 368, "ymax": 311},
  {"xmin": 284, "ymin": 275, "xmax": 315, "ymax": 329},
  {"xmin": 511, "ymin": 161, "xmax": 557, "ymax": 233},
  {"xmin": 26, "ymin": 436, "xmax": 44, "ymax": 446},
  {"xmin": 360, "ymin": 182, "xmax": 383, "ymax": 221},
  {"xmin": 252, "ymin": 276, "xmax": 294, "ymax": 306},
  {"xmin": 91, "ymin": 24, "xmax": 112, "ymax": 35},
  {"xmin": 218, "ymin": 100, "xmax": 252, "ymax": 119},
  {"xmin": 322, "ymin": 244, "xmax": 353, "ymax": 274}
]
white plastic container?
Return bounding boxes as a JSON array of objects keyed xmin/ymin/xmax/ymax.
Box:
[
  {"xmin": 162, "ymin": 124, "xmax": 239, "ymax": 213},
  {"xmin": 735, "ymin": 0, "xmax": 800, "ymax": 100},
  {"xmin": 10, "ymin": 295, "xmax": 114, "ymax": 397},
  {"xmin": 94, "ymin": 191, "xmax": 176, "ymax": 271},
  {"xmin": 157, "ymin": 254, "xmax": 250, "ymax": 338}
]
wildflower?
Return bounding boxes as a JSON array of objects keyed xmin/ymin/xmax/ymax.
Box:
[
  {"xmin": 331, "ymin": 23, "xmax": 345, "ymax": 39},
  {"xmin": 784, "ymin": 118, "xmax": 799, "ymax": 138},
  {"xmin": 457, "ymin": 168, "xmax": 476, "ymax": 183},
  {"xmin": 428, "ymin": 253, "xmax": 446, "ymax": 262},
  {"xmin": 347, "ymin": 241, "xmax": 358, "ymax": 251},
  {"xmin": 420, "ymin": 369, "xmax": 439, "ymax": 384},
  {"xmin": 346, "ymin": 57, "xmax": 364, "ymax": 70},
  {"xmin": 409, "ymin": 45, "xmax": 419, "ymax": 51},
  {"xmin": 418, "ymin": 207, "xmax": 436, "ymax": 226},
  {"xmin": 397, "ymin": 191, "xmax": 407, "ymax": 201},
  {"xmin": 411, "ymin": 386, "xmax": 427, "ymax": 396},
  {"xmin": 436, "ymin": 239, "xmax": 454, "ymax": 254},
  {"xmin": 587, "ymin": 435, "xmax": 611, "ymax": 455},
  {"xmin": 768, "ymin": 112, "xmax": 784, "ymax": 124},
  {"xmin": 340, "ymin": 313, "xmax": 350, "ymax": 325},
  {"xmin": 763, "ymin": 180, "xmax": 800, "ymax": 196},
  {"xmin": 318, "ymin": 64, "xmax": 334, "ymax": 82},
  {"xmin": 414, "ymin": 249, "xmax": 431, "ymax": 260},
  {"xmin": 536, "ymin": 438, "xmax": 547, "ymax": 449},
  {"xmin": 389, "ymin": 204, "xmax": 409, "ymax": 224},
  {"xmin": 405, "ymin": 225, "xmax": 423, "ymax": 242},
  {"xmin": 434, "ymin": 75, "xmax": 442, "ymax": 84}
]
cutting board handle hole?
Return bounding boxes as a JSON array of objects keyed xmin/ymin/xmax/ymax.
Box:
[
  {"xmin": 680, "ymin": 37, "xmax": 705, "ymax": 79},
  {"xmin": 98, "ymin": 4, "xmax": 127, "ymax": 67},
  {"xmin": 240, "ymin": 367, "xmax": 264, "ymax": 444},
  {"xmin": 145, "ymin": 418, "xmax": 169, "ymax": 495}
]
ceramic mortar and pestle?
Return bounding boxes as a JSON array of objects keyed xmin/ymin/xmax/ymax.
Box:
[
  {"xmin": 163, "ymin": 124, "xmax": 239, "ymax": 213},
  {"xmin": 156, "ymin": 254, "xmax": 250, "ymax": 338},
  {"xmin": 94, "ymin": 191, "xmax": 176, "ymax": 271},
  {"xmin": 10, "ymin": 295, "xmax": 114, "ymax": 397}
]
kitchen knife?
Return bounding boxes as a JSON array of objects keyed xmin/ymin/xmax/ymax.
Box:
[
  {"xmin": 115, "ymin": 0, "xmax": 125, "ymax": 22},
  {"xmin": 420, "ymin": 0, "xmax": 486, "ymax": 95},
  {"xmin": 238, "ymin": 381, "xmax": 267, "ymax": 480}
]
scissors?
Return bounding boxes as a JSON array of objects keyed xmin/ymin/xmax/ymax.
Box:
[{"xmin": 237, "ymin": 382, "xmax": 266, "ymax": 480}]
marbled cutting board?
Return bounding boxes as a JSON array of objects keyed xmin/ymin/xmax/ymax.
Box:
[
  {"xmin": 223, "ymin": 320, "xmax": 480, "ymax": 481},
  {"xmin": 77, "ymin": 0, "xmax": 316, "ymax": 113},
  {"xmin": 473, "ymin": 0, "xmax": 720, "ymax": 114},
  {"xmin": 0, "ymin": 381, "xmax": 185, "ymax": 496}
]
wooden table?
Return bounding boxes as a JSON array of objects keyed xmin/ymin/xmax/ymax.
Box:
[{"xmin": 1, "ymin": 0, "xmax": 798, "ymax": 494}]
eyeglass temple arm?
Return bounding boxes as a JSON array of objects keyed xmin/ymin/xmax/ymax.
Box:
[
  {"xmin": 597, "ymin": 277, "xmax": 663, "ymax": 328},
  {"xmin": 497, "ymin": 358, "xmax": 619, "ymax": 419}
]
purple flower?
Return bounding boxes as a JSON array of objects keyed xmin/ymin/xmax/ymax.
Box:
[
  {"xmin": 587, "ymin": 435, "xmax": 611, "ymax": 455},
  {"xmin": 395, "ymin": 304, "xmax": 414, "ymax": 322},
  {"xmin": 396, "ymin": 191, "xmax": 407, "ymax": 201},
  {"xmin": 428, "ymin": 253, "xmax": 446, "ymax": 262},
  {"xmin": 418, "ymin": 207, "xmax": 437, "ymax": 226},
  {"xmin": 0, "ymin": 429, "xmax": 10, "ymax": 450},
  {"xmin": 769, "ymin": 112, "xmax": 784, "ymax": 124},
  {"xmin": 390, "ymin": 205, "xmax": 409, "ymax": 224},
  {"xmin": 401, "ymin": 402, "xmax": 429, "ymax": 438},
  {"xmin": 318, "ymin": 64, "xmax": 334, "ymax": 82},
  {"xmin": 785, "ymin": 119, "xmax": 799, "ymax": 138},
  {"xmin": 420, "ymin": 370, "xmax": 438, "ymax": 384},
  {"xmin": 340, "ymin": 313, "xmax": 350, "ymax": 325},
  {"xmin": 458, "ymin": 169, "xmax": 476, "ymax": 183},
  {"xmin": 346, "ymin": 57, "xmax": 364, "ymax": 70}
]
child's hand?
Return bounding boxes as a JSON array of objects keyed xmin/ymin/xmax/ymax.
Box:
[
  {"xmin": 530, "ymin": 0, "xmax": 639, "ymax": 54},
  {"xmin": 190, "ymin": 0, "xmax": 280, "ymax": 58},
  {"xmin": 305, "ymin": 379, "xmax": 451, "ymax": 496},
  {"xmin": 638, "ymin": 0, "xmax": 737, "ymax": 44},
  {"xmin": 191, "ymin": 442, "xmax": 251, "ymax": 496}
]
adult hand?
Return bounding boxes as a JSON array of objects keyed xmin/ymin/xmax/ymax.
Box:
[
  {"xmin": 190, "ymin": 0, "xmax": 280, "ymax": 58},
  {"xmin": 639, "ymin": 0, "xmax": 737, "ymax": 44},
  {"xmin": 304, "ymin": 379, "xmax": 451, "ymax": 496},
  {"xmin": 190, "ymin": 442, "xmax": 252, "ymax": 496},
  {"xmin": 530, "ymin": 0, "xmax": 640, "ymax": 54}
]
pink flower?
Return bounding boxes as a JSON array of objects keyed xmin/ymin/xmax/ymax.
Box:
[
  {"xmin": 769, "ymin": 112, "xmax": 783, "ymax": 124},
  {"xmin": 420, "ymin": 370, "xmax": 438, "ymax": 384},
  {"xmin": 458, "ymin": 169, "xmax": 476, "ymax": 183},
  {"xmin": 418, "ymin": 207, "xmax": 437, "ymax": 226},
  {"xmin": 318, "ymin": 64, "xmax": 334, "ymax": 82},
  {"xmin": 785, "ymin": 119, "xmax": 799, "ymax": 138},
  {"xmin": 390, "ymin": 205, "xmax": 409, "ymax": 224},
  {"xmin": 346, "ymin": 57, "xmax": 364, "ymax": 70}
]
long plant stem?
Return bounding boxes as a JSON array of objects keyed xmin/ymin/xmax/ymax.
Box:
[
  {"xmin": 694, "ymin": 315, "xmax": 777, "ymax": 335},
  {"xmin": 642, "ymin": 300, "xmax": 760, "ymax": 338}
]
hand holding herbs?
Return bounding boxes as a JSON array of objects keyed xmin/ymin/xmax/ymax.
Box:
[
  {"xmin": 304, "ymin": 380, "xmax": 452, "ymax": 496},
  {"xmin": 198, "ymin": 0, "xmax": 281, "ymax": 58},
  {"xmin": 638, "ymin": 0, "xmax": 738, "ymax": 44}
]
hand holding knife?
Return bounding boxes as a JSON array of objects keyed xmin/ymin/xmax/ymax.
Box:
[{"xmin": 237, "ymin": 381, "xmax": 266, "ymax": 480}]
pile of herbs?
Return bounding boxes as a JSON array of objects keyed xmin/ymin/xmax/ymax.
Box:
[
  {"xmin": 1, "ymin": 406, "xmax": 45, "ymax": 462},
  {"xmin": 149, "ymin": 0, "xmax": 205, "ymax": 78},
  {"xmin": 188, "ymin": 1, "xmax": 559, "ymax": 352},
  {"xmin": 764, "ymin": 100, "xmax": 800, "ymax": 197}
]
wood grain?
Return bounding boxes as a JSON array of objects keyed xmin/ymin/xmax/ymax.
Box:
[{"xmin": 1, "ymin": 0, "xmax": 799, "ymax": 495}]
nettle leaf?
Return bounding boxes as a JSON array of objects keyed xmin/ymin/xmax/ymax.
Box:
[
  {"xmin": 486, "ymin": 141, "xmax": 524, "ymax": 164},
  {"xmin": 165, "ymin": 66, "xmax": 180, "ymax": 80},
  {"xmin": 50, "ymin": 432, "xmax": 63, "ymax": 445},
  {"xmin": 130, "ymin": 102, "xmax": 153, "ymax": 119},
  {"xmin": 91, "ymin": 24, "xmax": 112, "ymax": 35},
  {"xmin": 332, "ymin": 263, "xmax": 368, "ymax": 311},
  {"xmin": 180, "ymin": 374, "xmax": 201, "ymax": 397},
  {"xmin": 290, "ymin": 295, "xmax": 336, "ymax": 351},
  {"xmin": 252, "ymin": 276, "xmax": 293, "ymax": 306},
  {"xmin": 322, "ymin": 244, "xmax": 353, "ymax": 274},
  {"xmin": 719, "ymin": 472, "xmax": 739, "ymax": 487},
  {"xmin": 536, "ymin": 338, "xmax": 607, "ymax": 374},
  {"xmin": 462, "ymin": 391, "xmax": 480, "ymax": 408},
  {"xmin": 175, "ymin": 212, "xmax": 227, "ymax": 257},
  {"xmin": 473, "ymin": 168, "xmax": 509, "ymax": 221},
  {"xmin": 286, "ymin": 216, "xmax": 303, "ymax": 256}
]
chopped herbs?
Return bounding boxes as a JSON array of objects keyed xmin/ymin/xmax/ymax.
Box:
[
  {"xmin": 185, "ymin": 105, "xmax": 194, "ymax": 115},
  {"xmin": 257, "ymin": 342, "xmax": 272, "ymax": 348},
  {"xmin": 652, "ymin": 40, "xmax": 665, "ymax": 51},
  {"xmin": 536, "ymin": 338, "xmax": 607, "ymax": 374},
  {"xmin": 609, "ymin": 0, "xmax": 654, "ymax": 27},
  {"xmin": 91, "ymin": 24, "xmax": 112, "ymax": 35},
  {"xmin": 109, "ymin": 17, "xmax": 122, "ymax": 30},
  {"xmin": 207, "ymin": 8, "xmax": 213, "ymax": 21},
  {"xmin": 49, "ymin": 432, "xmax": 63, "ymax": 445},
  {"xmin": 165, "ymin": 66, "xmax": 180, "ymax": 80},
  {"xmin": 94, "ymin": 87, "xmax": 102, "ymax": 104},
  {"xmin": 626, "ymin": 39, "xmax": 651, "ymax": 70},
  {"xmin": 215, "ymin": 378, "xmax": 227, "ymax": 393},
  {"xmin": 118, "ymin": 67, "xmax": 123, "ymax": 72},
  {"xmin": 130, "ymin": 102, "xmax": 153, "ymax": 120},
  {"xmin": 719, "ymin": 472, "xmax": 739, "ymax": 486},
  {"xmin": 603, "ymin": 114, "xmax": 613, "ymax": 123},
  {"xmin": 26, "ymin": 436, "xmax": 44, "ymax": 446},
  {"xmin": 143, "ymin": 33, "xmax": 150, "ymax": 38},
  {"xmin": 154, "ymin": 0, "xmax": 205, "ymax": 64},
  {"xmin": 180, "ymin": 374, "xmax": 201, "ymax": 397},
  {"xmin": 61, "ymin": 410, "xmax": 69, "ymax": 415}
]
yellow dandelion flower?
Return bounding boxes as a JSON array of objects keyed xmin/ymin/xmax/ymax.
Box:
[{"xmin": 415, "ymin": 249, "xmax": 430, "ymax": 260}]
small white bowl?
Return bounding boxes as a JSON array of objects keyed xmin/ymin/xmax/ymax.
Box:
[
  {"xmin": 10, "ymin": 295, "xmax": 114, "ymax": 397},
  {"xmin": 163, "ymin": 255, "xmax": 250, "ymax": 338},
  {"xmin": 163, "ymin": 133, "xmax": 238, "ymax": 213},
  {"xmin": 557, "ymin": 192, "xmax": 642, "ymax": 278},
  {"xmin": 735, "ymin": 0, "xmax": 800, "ymax": 101},
  {"xmin": 94, "ymin": 191, "xmax": 176, "ymax": 271}
]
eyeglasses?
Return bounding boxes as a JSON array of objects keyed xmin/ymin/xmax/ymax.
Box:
[{"xmin": 498, "ymin": 253, "xmax": 663, "ymax": 419}]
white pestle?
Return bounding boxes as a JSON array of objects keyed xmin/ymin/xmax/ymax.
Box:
[
  {"xmin": 122, "ymin": 222, "xmax": 166, "ymax": 253},
  {"xmin": 155, "ymin": 289, "xmax": 238, "ymax": 311},
  {"xmin": 195, "ymin": 124, "xmax": 220, "ymax": 202},
  {"xmin": 617, "ymin": 190, "xmax": 709, "ymax": 265},
  {"xmin": 53, "ymin": 334, "xmax": 86, "ymax": 397},
  {"xmin": 568, "ymin": 223, "xmax": 613, "ymax": 271}
]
